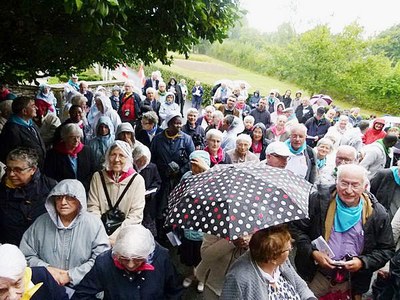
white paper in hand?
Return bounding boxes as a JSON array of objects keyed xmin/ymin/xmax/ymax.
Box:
[{"xmin": 311, "ymin": 236, "xmax": 335, "ymax": 258}]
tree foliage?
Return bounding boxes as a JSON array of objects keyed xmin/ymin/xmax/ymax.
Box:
[
  {"xmin": 0, "ymin": 0, "xmax": 241, "ymax": 83},
  {"xmin": 372, "ymin": 24, "xmax": 400, "ymax": 63},
  {"xmin": 205, "ymin": 22, "xmax": 400, "ymax": 114}
]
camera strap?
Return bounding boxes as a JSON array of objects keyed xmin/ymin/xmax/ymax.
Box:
[{"xmin": 99, "ymin": 171, "xmax": 138, "ymax": 211}]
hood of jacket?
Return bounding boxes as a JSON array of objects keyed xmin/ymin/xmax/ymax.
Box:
[
  {"xmin": 97, "ymin": 95, "xmax": 113, "ymax": 114},
  {"xmin": 165, "ymin": 91, "xmax": 176, "ymax": 104},
  {"xmin": 45, "ymin": 179, "xmax": 87, "ymax": 229},
  {"xmin": 95, "ymin": 116, "xmax": 114, "ymax": 138},
  {"xmin": 372, "ymin": 118, "xmax": 385, "ymax": 131}
]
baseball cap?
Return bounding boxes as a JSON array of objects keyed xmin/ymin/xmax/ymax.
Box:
[
  {"xmin": 317, "ymin": 106, "xmax": 325, "ymax": 116},
  {"xmin": 266, "ymin": 142, "xmax": 293, "ymax": 157}
]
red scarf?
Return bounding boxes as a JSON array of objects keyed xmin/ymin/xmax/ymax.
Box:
[
  {"xmin": 106, "ymin": 167, "xmax": 135, "ymax": 183},
  {"xmin": 204, "ymin": 146, "xmax": 223, "ymax": 165},
  {"xmin": 270, "ymin": 125, "xmax": 286, "ymax": 137},
  {"xmin": 236, "ymin": 102, "xmax": 245, "ymax": 110},
  {"xmin": 54, "ymin": 141, "xmax": 84, "ymax": 158},
  {"xmin": 113, "ymin": 257, "xmax": 155, "ymax": 272},
  {"xmin": 204, "ymin": 115, "xmax": 212, "ymax": 125},
  {"xmin": 251, "ymin": 141, "xmax": 263, "ymax": 154}
]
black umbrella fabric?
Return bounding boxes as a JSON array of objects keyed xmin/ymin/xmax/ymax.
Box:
[{"xmin": 166, "ymin": 163, "xmax": 312, "ymax": 240}]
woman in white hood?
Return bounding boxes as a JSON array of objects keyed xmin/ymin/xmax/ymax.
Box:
[
  {"xmin": 159, "ymin": 92, "xmax": 180, "ymax": 127},
  {"xmin": 89, "ymin": 94, "xmax": 121, "ymax": 134}
]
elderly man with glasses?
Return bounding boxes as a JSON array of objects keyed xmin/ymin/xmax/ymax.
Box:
[
  {"xmin": 291, "ymin": 164, "xmax": 394, "ymax": 300},
  {"xmin": 0, "ymin": 147, "xmax": 57, "ymax": 246},
  {"xmin": 315, "ymin": 145, "xmax": 359, "ymax": 186}
]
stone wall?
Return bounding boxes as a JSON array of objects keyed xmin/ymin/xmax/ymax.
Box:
[{"xmin": 9, "ymin": 80, "xmax": 126, "ymax": 109}]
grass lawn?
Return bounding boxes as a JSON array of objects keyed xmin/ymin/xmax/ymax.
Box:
[{"xmin": 154, "ymin": 54, "xmax": 383, "ymax": 116}]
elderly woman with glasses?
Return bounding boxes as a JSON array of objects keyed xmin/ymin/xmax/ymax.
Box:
[
  {"xmin": 72, "ymin": 224, "xmax": 183, "ymax": 299},
  {"xmin": 0, "ymin": 147, "xmax": 57, "ymax": 245},
  {"xmin": 221, "ymin": 225, "xmax": 316, "ymax": 300},
  {"xmin": 204, "ymin": 129, "xmax": 232, "ymax": 167},
  {"xmin": 20, "ymin": 179, "xmax": 110, "ymax": 289},
  {"xmin": 136, "ymin": 111, "xmax": 163, "ymax": 148},
  {"xmin": 88, "ymin": 140, "xmax": 146, "ymax": 245},
  {"xmin": 227, "ymin": 134, "xmax": 259, "ymax": 164},
  {"xmin": 44, "ymin": 123, "xmax": 94, "ymax": 191}
]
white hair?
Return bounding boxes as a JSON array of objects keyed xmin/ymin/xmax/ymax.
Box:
[
  {"xmin": 337, "ymin": 164, "xmax": 368, "ymax": 185},
  {"xmin": 289, "ymin": 123, "xmax": 307, "ymax": 135},
  {"xmin": 145, "ymin": 87, "xmax": 156, "ymax": 94},
  {"xmin": 206, "ymin": 128, "xmax": 223, "ymax": 140},
  {"xmin": 186, "ymin": 108, "xmax": 199, "ymax": 116},
  {"xmin": 61, "ymin": 123, "xmax": 83, "ymax": 140},
  {"xmin": 204, "ymin": 105, "xmax": 215, "ymax": 113},
  {"xmin": 244, "ymin": 115, "xmax": 255, "ymax": 123},
  {"xmin": 112, "ymin": 225, "xmax": 155, "ymax": 259},
  {"xmin": 236, "ymin": 134, "xmax": 252, "ymax": 145}
]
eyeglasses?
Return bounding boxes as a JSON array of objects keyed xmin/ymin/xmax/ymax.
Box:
[
  {"xmin": 336, "ymin": 157, "xmax": 355, "ymax": 164},
  {"xmin": 281, "ymin": 246, "xmax": 293, "ymax": 253},
  {"xmin": 118, "ymin": 256, "xmax": 146, "ymax": 264},
  {"xmin": 54, "ymin": 195, "xmax": 77, "ymax": 202},
  {"xmin": 4, "ymin": 166, "xmax": 32, "ymax": 174},
  {"xmin": 270, "ymin": 153, "xmax": 289, "ymax": 160},
  {"xmin": 338, "ymin": 181, "xmax": 362, "ymax": 190},
  {"xmin": 281, "ymin": 240, "xmax": 295, "ymax": 253}
]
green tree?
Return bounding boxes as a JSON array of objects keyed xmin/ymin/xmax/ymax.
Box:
[
  {"xmin": 0, "ymin": 0, "xmax": 241, "ymax": 83},
  {"xmin": 372, "ymin": 24, "xmax": 400, "ymax": 63}
]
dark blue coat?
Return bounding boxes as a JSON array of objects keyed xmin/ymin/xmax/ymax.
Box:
[
  {"xmin": 305, "ymin": 117, "xmax": 331, "ymax": 147},
  {"xmin": 44, "ymin": 145, "xmax": 94, "ymax": 191},
  {"xmin": 249, "ymin": 108, "xmax": 271, "ymax": 128},
  {"xmin": 72, "ymin": 244, "xmax": 183, "ymax": 300},
  {"xmin": 181, "ymin": 122, "xmax": 205, "ymax": 149},
  {"xmin": 0, "ymin": 170, "xmax": 57, "ymax": 245},
  {"xmin": 0, "ymin": 120, "xmax": 46, "ymax": 169},
  {"xmin": 31, "ymin": 267, "xmax": 69, "ymax": 300}
]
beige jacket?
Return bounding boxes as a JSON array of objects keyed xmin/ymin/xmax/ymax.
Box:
[
  {"xmin": 87, "ymin": 170, "xmax": 146, "ymax": 241},
  {"xmin": 195, "ymin": 234, "xmax": 245, "ymax": 296}
]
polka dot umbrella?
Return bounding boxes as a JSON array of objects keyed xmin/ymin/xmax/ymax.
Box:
[{"xmin": 166, "ymin": 163, "xmax": 312, "ymax": 240}]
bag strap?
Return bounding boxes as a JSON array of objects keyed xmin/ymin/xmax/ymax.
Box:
[
  {"xmin": 99, "ymin": 171, "xmax": 113, "ymax": 210},
  {"xmin": 99, "ymin": 171, "xmax": 138, "ymax": 210},
  {"xmin": 114, "ymin": 173, "xmax": 138, "ymax": 209}
]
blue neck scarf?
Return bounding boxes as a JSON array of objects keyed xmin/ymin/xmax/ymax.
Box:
[
  {"xmin": 285, "ymin": 139, "xmax": 306, "ymax": 155},
  {"xmin": 146, "ymin": 125, "xmax": 158, "ymax": 135},
  {"xmin": 334, "ymin": 194, "xmax": 363, "ymax": 233},
  {"xmin": 68, "ymin": 79, "xmax": 79, "ymax": 91},
  {"xmin": 316, "ymin": 157, "xmax": 327, "ymax": 169},
  {"xmin": 391, "ymin": 166, "xmax": 400, "ymax": 186},
  {"xmin": 9, "ymin": 114, "xmax": 33, "ymax": 128}
]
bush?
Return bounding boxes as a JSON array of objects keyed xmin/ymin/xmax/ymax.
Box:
[{"xmin": 47, "ymin": 70, "xmax": 102, "ymax": 84}]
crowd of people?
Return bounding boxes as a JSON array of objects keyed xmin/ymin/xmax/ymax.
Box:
[{"xmin": 0, "ymin": 73, "xmax": 399, "ymax": 300}]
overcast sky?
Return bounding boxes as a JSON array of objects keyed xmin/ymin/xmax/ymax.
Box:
[{"xmin": 240, "ymin": 0, "xmax": 400, "ymax": 36}]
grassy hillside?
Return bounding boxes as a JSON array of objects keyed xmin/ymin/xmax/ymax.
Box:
[{"xmin": 154, "ymin": 54, "xmax": 383, "ymax": 116}]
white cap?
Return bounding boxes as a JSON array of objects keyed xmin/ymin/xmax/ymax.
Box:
[{"xmin": 266, "ymin": 142, "xmax": 294, "ymax": 157}]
